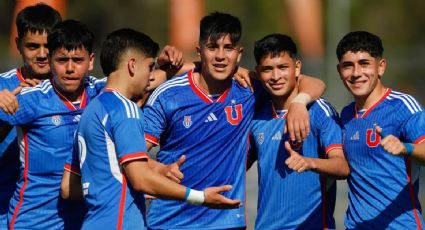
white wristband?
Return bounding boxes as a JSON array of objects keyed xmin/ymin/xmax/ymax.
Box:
[
  {"xmin": 186, "ymin": 189, "xmax": 205, "ymax": 205},
  {"xmin": 291, "ymin": 92, "xmax": 312, "ymax": 105}
]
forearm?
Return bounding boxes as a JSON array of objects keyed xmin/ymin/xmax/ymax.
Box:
[
  {"xmin": 60, "ymin": 170, "xmax": 84, "ymax": 201},
  {"xmin": 309, "ymin": 155, "xmax": 350, "ymax": 179},
  {"xmin": 409, "ymin": 142, "xmax": 425, "ymax": 165},
  {"xmin": 147, "ymin": 158, "xmax": 165, "ymax": 173},
  {"xmin": 125, "ymin": 161, "xmax": 186, "ymax": 200}
]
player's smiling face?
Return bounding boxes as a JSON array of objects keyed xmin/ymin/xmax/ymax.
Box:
[
  {"xmin": 256, "ymin": 52, "xmax": 300, "ymax": 98},
  {"xmin": 17, "ymin": 31, "xmax": 50, "ymax": 79},
  {"xmin": 197, "ymin": 35, "xmax": 243, "ymax": 81},
  {"xmin": 337, "ymin": 51, "xmax": 386, "ymax": 100},
  {"xmin": 51, "ymin": 47, "xmax": 94, "ymax": 101}
]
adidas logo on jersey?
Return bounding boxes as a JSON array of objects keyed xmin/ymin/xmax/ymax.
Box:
[
  {"xmin": 272, "ymin": 131, "xmax": 282, "ymax": 141},
  {"xmin": 350, "ymin": 131, "xmax": 360, "ymax": 141},
  {"xmin": 204, "ymin": 113, "xmax": 218, "ymax": 122}
]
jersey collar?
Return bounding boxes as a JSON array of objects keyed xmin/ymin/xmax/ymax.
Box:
[
  {"xmin": 188, "ymin": 69, "xmax": 230, "ymax": 104},
  {"xmin": 51, "ymin": 79, "xmax": 87, "ymax": 110},
  {"xmin": 271, "ymin": 101, "xmax": 288, "ymax": 118},
  {"xmin": 355, "ymin": 88, "xmax": 391, "ymax": 119},
  {"xmin": 16, "ymin": 68, "xmax": 25, "ymax": 83}
]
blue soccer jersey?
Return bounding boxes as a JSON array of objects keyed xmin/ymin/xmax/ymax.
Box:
[
  {"xmin": 66, "ymin": 89, "xmax": 149, "ymax": 230},
  {"xmin": 341, "ymin": 88, "xmax": 425, "ymax": 229},
  {"xmin": 0, "ymin": 76, "xmax": 105, "ymax": 230},
  {"xmin": 249, "ymin": 99, "xmax": 342, "ymax": 230},
  {"xmin": 0, "ymin": 68, "xmax": 23, "ymax": 229},
  {"xmin": 144, "ymin": 69, "xmax": 255, "ymax": 229}
]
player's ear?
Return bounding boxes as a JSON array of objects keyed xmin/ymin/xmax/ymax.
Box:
[
  {"xmin": 236, "ymin": 47, "xmax": 244, "ymax": 63},
  {"xmin": 128, "ymin": 58, "xmax": 136, "ymax": 76},
  {"xmin": 196, "ymin": 46, "xmax": 201, "ymax": 56},
  {"xmin": 295, "ymin": 59, "xmax": 302, "ymax": 77},
  {"xmin": 15, "ymin": 37, "xmax": 22, "ymax": 54},
  {"xmin": 88, "ymin": 53, "xmax": 95, "ymax": 71},
  {"xmin": 377, "ymin": 58, "xmax": 386, "ymax": 77}
]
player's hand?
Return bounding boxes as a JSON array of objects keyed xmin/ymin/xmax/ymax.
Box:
[
  {"xmin": 203, "ymin": 185, "xmax": 241, "ymax": 209},
  {"xmin": 284, "ymin": 141, "xmax": 313, "ymax": 173},
  {"xmin": 0, "ymin": 86, "xmax": 22, "ymax": 115},
  {"xmin": 284, "ymin": 102, "xmax": 310, "ymax": 143},
  {"xmin": 20, "ymin": 78, "xmax": 41, "ymax": 87},
  {"xmin": 376, "ymin": 125, "xmax": 408, "ymax": 156},
  {"xmin": 233, "ymin": 66, "xmax": 255, "ymax": 92},
  {"xmin": 156, "ymin": 45, "xmax": 184, "ymax": 69},
  {"xmin": 162, "ymin": 155, "xmax": 186, "ymax": 183}
]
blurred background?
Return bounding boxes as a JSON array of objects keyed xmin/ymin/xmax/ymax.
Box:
[{"xmin": 1, "ymin": 0, "xmax": 424, "ymax": 229}]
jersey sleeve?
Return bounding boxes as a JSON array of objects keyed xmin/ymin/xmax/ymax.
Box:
[
  {"xmin": 0, "ymin": 91, "xmax": 37, "ymax": 125},
  {"xmin": 402, "ymin": 111, "xmax": 425, "ymax": 144},
  {"xmin": 64, "ymin": 136, "xmax": 81, "ymax": 176},
  {"xmin": 143, "ymin": 95, "xmax": 168, "ymax": 146},
  {"xmin": 313, "ymin": 99, "xmax": 343, "ymax": 156},
  {"xmin": 111, "ymin": 106, "xmax": 149, "ymax": 165}
]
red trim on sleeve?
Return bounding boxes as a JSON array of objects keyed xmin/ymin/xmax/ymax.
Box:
[
  {"xmin": 64, "ymin": 163, "xmax": 81, "ymax": 176},
  {"xmin": 145, "ymin": 133, "xmax": 159, "ymax": 146},
  {"xmin": 414, "ymin": 136, "xmax": 425, "ymax": 144},
  {"xmin": 325, "ymin": 144, "xmax": 342, "ymax": 154},
  {"xmin": 119, "ymin": 152, "xmax": 148, "ymax": 165}
]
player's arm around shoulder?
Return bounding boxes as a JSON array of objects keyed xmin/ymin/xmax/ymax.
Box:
[{"xmin": 285, "ymin": 74, "xmax": 326, "ymax": 143}]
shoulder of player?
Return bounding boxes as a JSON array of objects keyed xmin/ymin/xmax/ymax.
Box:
[
  {"xmin": 386, "ymin": 89, "xmax": 423, "ymax": 115},
  {"xmin": 19, "ymin": 79, "xmax": 53, "ymax": 97},
  {"xmin": 310, "ymin": 98, "xmax": 339, "ymax": 118},
  {"xmin": 0, "ymin": 69, "xmax": 20, "ymax": 89},
  {"xmin": 340, "ymin": 101, "xmax": 355, "ymax": 117},
  {"xmin": 100, "ymin": 91, "xmax": 142, "ymax": 120},
  {"xmin": 146, "ymin": 74, "xmax": 190, "ymax": 106},
  {"xmin": 0, "ymin": 68, "xmax": 18, "ymax": 79},
  {"xmin": 84, "ymin": 75, "xmax": 106, "ymax": 87}
]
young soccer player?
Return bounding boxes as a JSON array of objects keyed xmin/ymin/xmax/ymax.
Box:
[
  {"xmin": 337, "ymin": 31, "xmax": 425, "ymax": 229},
  {"xmin": 0, "ymin": 19, "xmax": 103, "ymax": 230},
  {"xmin": 143, "ymin": 12, "xmax": 325, "ymax": 229},
  {"xmin": 64, "ymin": 28, "xmax": 241, "ymax": 229},
  {"xmin": 248, "ymin": 33, "xmax": 349, "ymax": 230},
  {"xmin": 0, "ymin": 3, "xmax": 61, "ymax": 229}
]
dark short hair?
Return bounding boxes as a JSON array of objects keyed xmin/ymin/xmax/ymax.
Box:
[
  {"xmin": 254, "ymin": 33, "xmax": 298, "ymax": 64},
  {"xmin": 16, "ymin": 3, "xmax": 61, "ymax": 40},
  {"xmin": 336, "ymin": 31, "xmax": 384, "ymax": 61},
  {"xmin": 47, "ymin": 19, "xmax": 95, "ymax": 55},
  {"xmin": 199, "ymin": 12, "xmax": 241, "ymax": 45},
  {"xmin": 100, "ymin": 28, "xmax": 159, "ymax": 76}
]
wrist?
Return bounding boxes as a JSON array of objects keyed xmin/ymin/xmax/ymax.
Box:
[
  {"xmin": 291, "ymin": 92, "xmax": 312, "ymax": 106},
  {"xmin": 403, "ymin": 143, "xmax": 414, "ymax": 156},
  {"xmin": 184, "ymin": 187, "xmax": 205, "ymax": 205}
]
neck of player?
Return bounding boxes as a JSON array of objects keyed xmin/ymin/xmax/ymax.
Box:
[
  {"xmin": 355, "ymin": 83, "xmax": 387, "ymax": 111},
  {"xmin": 196, "ymin": 72, "xmax": 232, "ymax": 96},
  {"xmin": 272, "ymin": 86, "xmax": 299, "ymax": 111}
]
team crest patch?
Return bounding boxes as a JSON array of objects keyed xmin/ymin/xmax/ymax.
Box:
[
  {"xmin": 183, "ymin": 115, "xmax": 192, "ymax": 128},
  {"xmin": 51, "ymin": 115, "xmax": 61, "ymax": 126},
  {"xmin": 257, "ymin": 132, "xmax": 264, "ymax": 145}
]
